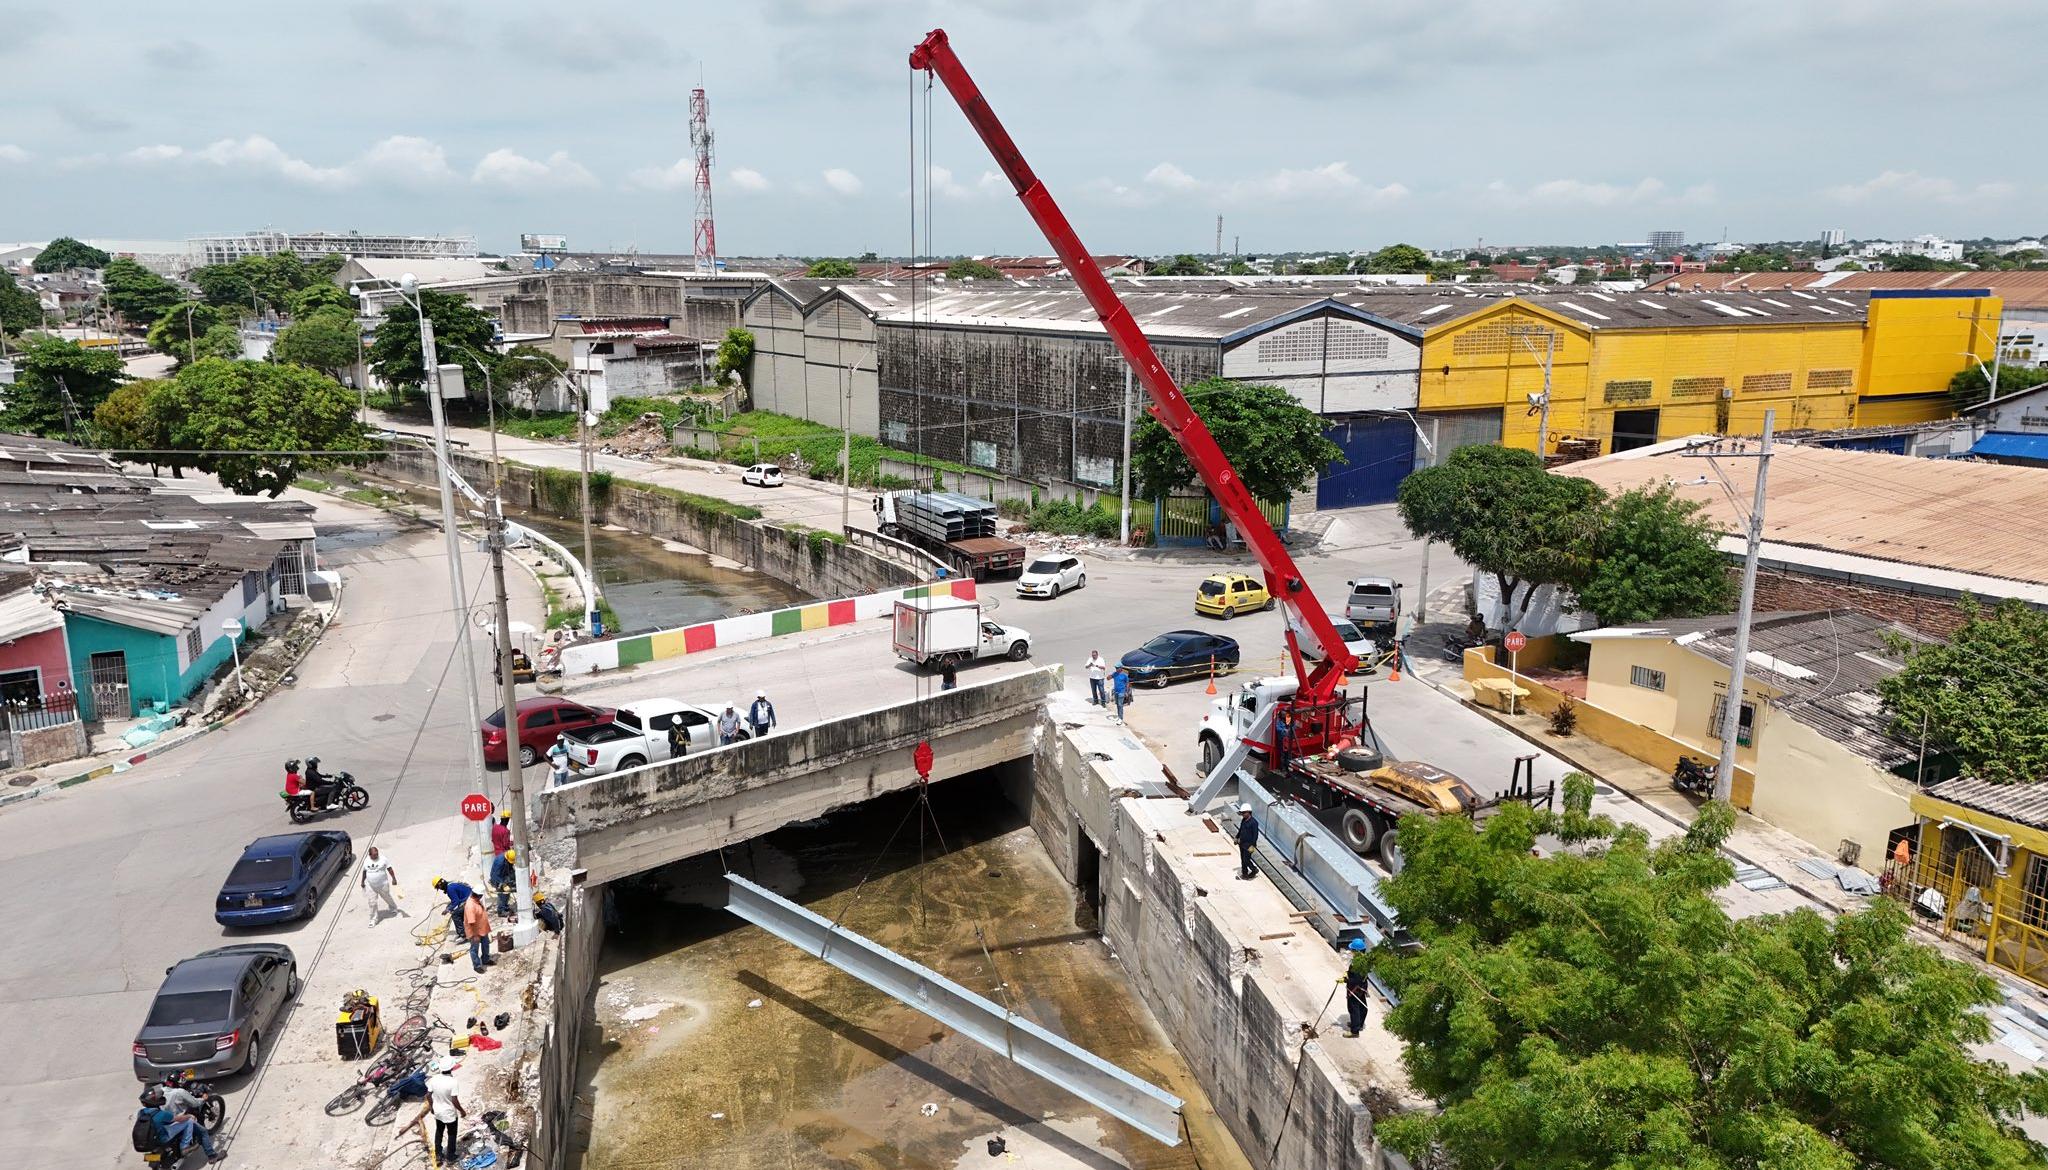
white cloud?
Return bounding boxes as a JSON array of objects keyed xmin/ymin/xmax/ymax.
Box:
[
  {"xmin": 472, "ymin": 148, "xmax": 598, "ymax": 190},
  {"xmin": 125, "ymin": 144, "xmax": 182, "ymax": 162},
  {"xmin": 627, "ymin": 158, "xmax": 692, "ymax": 191},
  {"xmin": 925, "ymin": 165, "xmax": 1004, "ymax": 200},
  {"xmin": 1823, "ymin": 169, "xmax": 2016, "ymax": 205},
  {"xmin": 729, "ymin": 167, "xmax": 769, "ymax": 192},
  {"xmin": 1108, "ymin": 159, "xmax": 1405, "ymax": 207},
  {"xmin": 156, "ymin": 133, "xmax": 456, "ymax": 189},
  {"xmin": 1144, "ymin": 162, "xmax": 1200, "ymax": 192},
  {"xmin": 0, "ymin": 144, "xmax": 28, "ymax": 164},
  {"xmin": 821, "ymin": 167, "xmax": 863, "ymax": 196}
]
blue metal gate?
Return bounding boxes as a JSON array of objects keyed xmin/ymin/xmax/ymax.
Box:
[{"xmin": 1316, "ymin": 416, "xmax": 1416, "ymax": 508}]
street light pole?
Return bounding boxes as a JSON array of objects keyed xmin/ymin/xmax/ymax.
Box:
[
  {"xmin": 399, "ymin": 274, "xmax": 488, "ymax": 795},
  {"xmin": 841, "ymin": 361, "xmax": 854, "ymax": 532},
  {"xmin": 514, "ymin": 349, "xmax": 602, "ymax": 636},
  {"xmin": 1412, "ymin": 417, "xmax": 1441, "ymax": 627}
]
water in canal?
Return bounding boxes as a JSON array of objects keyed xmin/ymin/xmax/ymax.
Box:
[
  {"xmin": 378, "ymin": 482, "xmax": 811, "ymax": 633},
  {"xmin": 572, "ymin": 773, "xmax": 1250, "ymax": 1170}
]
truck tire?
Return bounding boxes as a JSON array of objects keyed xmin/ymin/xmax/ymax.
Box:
[
  {"xmin": 1339, "ymin": 809, "xmax": 1377, "ymax": 856},
  {"xmin": 1007, "ymin": 641, "xmax": 1030, "ymax": 661},
  {"xmin": 1378, "ymin": 830, "xmax": 1404, "ymax": 874},
  {"xmin": 1199, "ymin": 736, "xmax": 1222, "ymax": 778},
  {"xmin": 619, "ymin": 755, "xmax": 645, "ymax": 771}
]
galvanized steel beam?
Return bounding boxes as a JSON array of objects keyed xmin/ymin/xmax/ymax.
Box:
[{"xmin": 724, "ymin": 873, "xmax": 1185, "ymax": 1145}]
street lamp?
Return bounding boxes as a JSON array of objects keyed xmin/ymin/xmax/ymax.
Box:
[
  {"xmin": 396, "ymin": 273, "xmax": 489, "ymax": 797},
  {"xmin": 511, "ymin": 348, "xmax": 601, "ymax": 636},
  {"xmin": 220, "ymin": 618, "xmax": 246, "ymax": 696}
]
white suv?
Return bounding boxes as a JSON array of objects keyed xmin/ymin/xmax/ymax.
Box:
[
  {"xmin": 741, "ymin": 463, "xmax": 784, "ymax": 487},
  {"xmin": 1015, "ymin": 554, "xmax": 1085, "ymax": 599}
]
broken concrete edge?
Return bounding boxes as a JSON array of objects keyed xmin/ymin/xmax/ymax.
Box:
[{"xmin": 0, "ymin": 593, "xmax": 344, "ymax": 811}]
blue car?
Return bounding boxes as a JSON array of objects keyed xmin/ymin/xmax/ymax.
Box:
[
  {"xmin": 1120, "ymin": 630, "xmax": 1241, "ymax": 688},
  {"xmin": 215, "ymin": 831, "xmax": 354, "ymax": 927}
]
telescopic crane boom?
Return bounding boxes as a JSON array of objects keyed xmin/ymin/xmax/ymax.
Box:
[{"xmin": 909, "ymin": 28, "xmax": 1360, "ymax": 726}]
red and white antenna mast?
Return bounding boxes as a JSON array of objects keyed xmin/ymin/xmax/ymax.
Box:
[{"xmin": 690, "ymin": 86, "xmax": 717, "ymax": 274}]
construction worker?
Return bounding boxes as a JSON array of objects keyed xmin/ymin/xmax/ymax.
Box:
[
  {"xmin": 490, "ymin": 848, "xmax": 517, "ymax": 915},
  {"xmin": 1235, "ymin": 803, "xmax": 1258, "ymax": 880},
  {"xmin": 432, "ymin": 877, "xmax": 475, "ymax": 936},
  {"xmin": 490, "ymin": 808, "xmax": 513, "ymax": 857},
  {"xmin": 1341, "ymin": 938, "xmax": 1370, "ymax": 1037}
]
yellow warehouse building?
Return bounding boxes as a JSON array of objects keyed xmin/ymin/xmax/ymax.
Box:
[{"xmin": 1414, "ymin": 287, "xmax": 1997, "ymax": 456}]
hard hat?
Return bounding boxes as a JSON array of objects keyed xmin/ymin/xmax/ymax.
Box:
[
  {"xmin": 432, "ymin": 876, "xmax": 447, "ymax": 890},
  {"xmin": 533, "ymin": 890, "xmax": 549, "ymax": 902},
  {"xmin": 1349, "ymin": 938, "xmax": 1368, "ymax": 952},
  {"xmin": 435, "ymin": 1055, "xmax": 459, "ymax": 1073},
  {"xmin": 755, "ymin": 688, "xmax": 766, "ymax": 698},
  {"xmin": 1237, "ymin": 803, "xmax": 1252, "ymax": 814},
  {"xmin": 505, "ymin": 849, "xmax": 516, "ymax": 863},
  {"xmin": 497, "ymin": 809, "xmax": 511, "ymax": 820}
]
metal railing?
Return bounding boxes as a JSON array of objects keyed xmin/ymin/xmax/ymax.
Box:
[{"xmin": 843, "ymin": 525, "xmax": 951, "ymax": 577}]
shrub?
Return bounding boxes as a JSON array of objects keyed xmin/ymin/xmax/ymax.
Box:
[
  {"xmin": 1023, "ymin": 498, "xmax": 1120, "ymax": 539},
  {"xmin": 1548, "ymin": 696, "xmax": 1579, "ymax": 737}
]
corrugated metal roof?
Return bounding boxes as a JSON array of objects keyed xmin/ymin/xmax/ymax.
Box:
[
  {"xmin": 1922, "ymin": 776, "xmax": 2048, "ymax": 829},
  {"xmin": 1970, "ymin": 432, "xmax": 2048, "ymax": 461},
  {"xmin": 1646, "ymin": 268, "xmax": 2048, "ymax": 309},
  {"xmin": 0, "ymin": 588, "xmax": 62, "ymax": 644},
  {"xmin": 1558, "ymin": 441, "xmax": 2048, "ymax": 588}
]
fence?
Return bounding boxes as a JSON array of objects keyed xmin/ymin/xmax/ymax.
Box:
[
  {"xmin": 1152, "ymin": 494, "xmax": 1291, "ymax": 547},
  {"xmin": 1891, "ymin": 827, "xmax": 2048, "ymax": 989},
  {"xmin": 1, "ymin": 691, "xmax": 81, "ymax": 733}
]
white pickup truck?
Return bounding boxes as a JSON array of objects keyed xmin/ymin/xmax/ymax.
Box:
[
  {"xmin": 562, "ymin": 698, "xmax": 737, "ymax": 777},
  {"xmin": 892, "ymin": 596, "xmax": 1032, "ymax": 671}
]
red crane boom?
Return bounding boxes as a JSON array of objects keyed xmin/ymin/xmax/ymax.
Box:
[{"xmin": 909, "ymin": 29, "xmax": 1360, "ymax": 725}]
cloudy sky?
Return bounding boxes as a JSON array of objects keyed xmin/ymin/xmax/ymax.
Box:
[{"xmin": 2, "ymin": 0, "xmax": 2041, "ymax": 257}]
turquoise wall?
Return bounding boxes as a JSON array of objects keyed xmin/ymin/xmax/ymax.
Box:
[{"xmin": 64, "ymin": 614, "xmax": 242, "ymax": 718}]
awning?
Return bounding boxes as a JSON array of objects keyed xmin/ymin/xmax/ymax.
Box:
[{"xmin": 1969, "ymin": 432, "xmax": 2048, "ymax": 462}]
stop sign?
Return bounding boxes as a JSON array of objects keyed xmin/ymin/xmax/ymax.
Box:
[
  {"xmin": 1504, "ymin": 631, "xmax": 1528, "ymax": 654},
  {"xmin": 460, "ymin": 793, "xmax": 494, "ymax": 822}
]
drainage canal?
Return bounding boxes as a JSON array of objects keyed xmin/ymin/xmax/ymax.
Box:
[{"xmin": 569, "ymin": 767, "xmax": 1250, "ymax": 1169}]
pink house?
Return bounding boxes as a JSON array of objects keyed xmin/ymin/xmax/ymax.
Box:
[{"xmin": 0, "ymin": 586, "xmax": 73, "ymax": 712}]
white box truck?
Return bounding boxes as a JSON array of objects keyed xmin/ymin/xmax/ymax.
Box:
[{"xmin": 892, "ymin": 596, "xmax": 1032, "ymax": 671}]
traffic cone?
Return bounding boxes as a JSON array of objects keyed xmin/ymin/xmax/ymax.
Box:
[
  {"xmin": 1388, "ymin": 659, "xmax": 1402, "ymax": 682},
  {"xmin": 1205, "ymin": 658, "xmax": 1218, "ymax": 696}
]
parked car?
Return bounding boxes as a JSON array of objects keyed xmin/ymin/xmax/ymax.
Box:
[
  {"xmin": 1299, "ymin": 613, "xmax": 1376, "ymax": 662},
  {"xmin": 1120, "ymin": 630, "xmax": 1240, "ymax": 688},
  {"xmin": 741, "ymin": 463, "xmax": 784, "ymax": 487},
  {"xmin": 132, "ymin": 944, "xmax": 298, "ymax": 1081},
  {"xmin": 564, "ymin": 699, "xmax": 737, "ymax": 777},
  {"xmin": 1015, "ymin": 554, "xmax": 1086, "ymax": 599},
  {"xmin": 214, "ymin": 831, "xmax": 353, "ymax": 927},
  {"xmin": 1343, "ymin": 577, "xmax": 1402, "ymax": 636},
  {"xmin": 483, "ymin": 696, "xmax": 614, "ymax": 766},
  {"xmin": 1194, "ymin": 572, "xmax": 1273, "ymax": 619}
]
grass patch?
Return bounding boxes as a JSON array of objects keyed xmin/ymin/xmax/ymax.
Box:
[
  {"xmin": 292, "ymin": 476, "xmax": 332, "ymax": 493},
  {"xmin": 1021, "ymin": 498, "xmax": 1122, "ymax": 539},
  {"xmin": 492, "ymin": 396, "xmax": 715, "ymax": 444},
  {"xmin": 539, "ymin": 574, "xmax": 620, "ymax": 632},
  {"xmin": 641, "ymin": 482, "xmax": 762, "ymax": 521},
  {"xmin": 705, "ymin": 410, "xmax": 976, "ymax": 488},
  {"xmin": 341, "ymin": 486, "xmax": 401, "ymax": 506}
]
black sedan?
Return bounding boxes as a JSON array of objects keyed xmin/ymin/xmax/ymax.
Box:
[
  {"xmin": 1120, "ymin": 630, "xmax": 1241, "ymax": 688},
  {"xmin": 133, "ymin": 943, "xmax": 298, "ymax": 1081},
  {"xmin": 214, "ymin": 831, "xmax": 354, "ymax": 927}
]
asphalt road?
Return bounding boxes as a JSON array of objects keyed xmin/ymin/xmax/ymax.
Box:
[{"xmin": 0, "ymin": 498, "xmax": 544, "ymax": 1170}]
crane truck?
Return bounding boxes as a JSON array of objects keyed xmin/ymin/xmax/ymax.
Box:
[{"xmin": 911, "ymin": 29, "xmax": 1531, "ymax": 867}]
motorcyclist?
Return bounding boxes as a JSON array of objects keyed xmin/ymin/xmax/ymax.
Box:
[
  {"xmin": 304, "ymin": 757, "xmax": 340, "ymax": 811},
  {"xmin": 136, "ymin": 1085, "xmax": 220, "ymax": 1163},
  {"xmin": 283, "ymin": 758, "xmax": 318, "ymax": 813},
  {"xmin": 153, "ymin": 1072, "xmax": 211, "ymax": 1124}
]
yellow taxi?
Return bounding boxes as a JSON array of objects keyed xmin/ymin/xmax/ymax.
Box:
[{"xmin": 1194, "ymin": 572, "xmax": 1273, "ymax": 619}]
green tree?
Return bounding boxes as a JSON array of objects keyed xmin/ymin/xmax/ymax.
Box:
[
  {"xmin": 1575, "ymin": 483, "xmax": 1733, "ymax": 625},
  {"xmin": 1396, "ymin": 444, "xmax": 1605, "ymax": 629},
  {"xmin": 287, "ymin": 282, "xmax": 355, "ymax": 319},
  {"xmin": 188, "ymin": 253, "xmax": 322, "ymax": 310},
  {"xmin": 272, "ymin": 311, "xmax": 360, "ymax": 379},
  {"xmin": 1153, "ymin": 254, "xmax": 1210, "ymax": 276},
  {"xmin": 945, "ymin": 258, "xmax": 1004, "ymax": 280},
  {"xmin": 158, "ymin": 359, "xmax": 371, "ymax": 496},
  {"xmin": 1949, "ymin": 362, "xmax": 2048, "ymax": 412},
  {"xmin": 0, "ymin": 271, "xmax": 41, "ymax": 335},
  {"xmin": 804, "ymin": 258, "xmax": 858, "ymax": 278},
  {"xmin": 32, "ymin": 237, "xmax": 111, "ymax": 273},
  {"xmin": 1372, "ymin": 797, "xmax": 2048, "ymax": 1170},
  {"xmin": 92, "ymin": 379, "xmax": 190, "ymax": 477},
  {"xmin": 1356, "ymin": 243, "xmax": 1431, "ymax": 274},
  {"xmin": 100, "ymin": 259, "xmax": 183, "ymax": 324},
  {"xmin": 0, "ymin": 336, "xmax": 124, "ymax": 437},
  {"xmin": 1290, "ymin": 256, "xmax": 1350, "ymax": 275},
  {"xmin": 714, "ymin": 326, "xmax": 755, "ymax": 385},
  {"xmin": 367, "ymin": 289, "xmax": 494, "ymax": 394},
  {"xmin": 1223, "ymin": 259, "xmax": 1255, "ymax": 276},
  {"xmin": 1881, "ymin": 252, "xmax": 1965, "ymax": 272},
  {"xmin": 146, "ymin": 302, "xmax": 229, "ymax": 362},
  {"xmin": 1131, "ymin": 378, "xmax": 1342, "ymax": 505},
  {"xmin": 191, "ymin": 323, "xmax": 245, "ymax": 363},
  {"xmin": 1879, "ymin": 597, "xmax": 2048, "ymax": 785},
  {"xmin": 491, "ymin": 345, "xmax": 568, "ymax": 412}
]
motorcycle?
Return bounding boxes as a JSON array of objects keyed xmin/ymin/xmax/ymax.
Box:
[
  {"xmin": 132, "ymin": 1079, "xmax": 226, "ymax": 1167},
  {"xmin": 282, "ymin": 757, "xmax": 371, "ymax": 823},
  {"xmin": 147, "ymin": 1075, "xmax": 227, "ymax": 1132},
  {"xmin": 1672, "ymin": 753, "xmax": 1717, "ymax": 797}
]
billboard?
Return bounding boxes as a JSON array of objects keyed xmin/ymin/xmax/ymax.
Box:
[{"xmin": 520, "ymin": 234, "xmax": 569, "ymax": 253}]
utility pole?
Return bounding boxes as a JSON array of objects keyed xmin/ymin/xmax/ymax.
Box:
[
  {"xmin": 1506, "ymin": 325, "xmax": 1557, "ymax": 458},
  {"xmin": 1412, "ymin": 416, "xmax": 1440, "ymax": 627},
  {"xmin": 1683, "ymin": 409, "xmax": 1775, "ymax": 803},
  {"xmin": 841, "ymin": 361, "xmax": 854, "ymax": 532},
  {"xmin": 487, "ymin": 496, "xmax": 537, "ymax": 941},
  {"xmin": 1119, "ymin": 366, "xmax": 1134, "ymax": 545},
  {"xmin": 577, "ymin": 376, "xmax": 599, "ymax": 636}
]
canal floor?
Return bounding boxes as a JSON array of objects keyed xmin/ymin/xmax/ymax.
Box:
[{"xmin": 572, "ymin": 780, "xmax": 1251, "ymax": 1170}]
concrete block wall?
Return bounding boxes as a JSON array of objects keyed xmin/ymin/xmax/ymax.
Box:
[
  {"xmin": 1029, "ymin": 712, "xmax": 1383, "ymax": 1170},
  {"xmin": 10, "ymin": 719, "xmax": 88, "ymax": 768},
  {"xmin": 370, "ymin": 447, "xmax": 919, "ymax": 610},
  {"xmin": 527, "ymin": 877, "xmax": 606, "ymax": 1170},
  {"xmin": 1750, "ymin": 565, "xmax": 1973, "ymax": 640}
]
